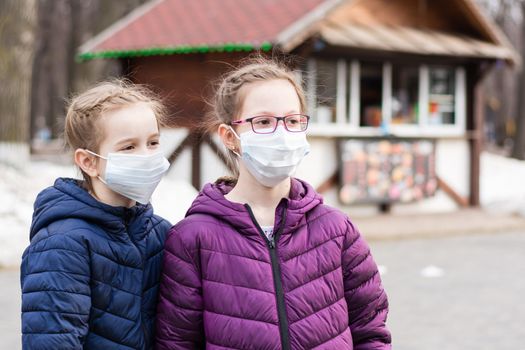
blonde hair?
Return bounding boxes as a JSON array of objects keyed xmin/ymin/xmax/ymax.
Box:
[
  {"xmin": 64, "ymin": 79, "xmax": 167, "ymax": 189},
  {"xmin": 205, "ymin": 56, "xmax": 306, "ymax": 182}
]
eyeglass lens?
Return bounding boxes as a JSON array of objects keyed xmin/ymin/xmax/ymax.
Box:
[{"xmin": 251, "ymin": 115, "xmax": 308, "ymax": 133}]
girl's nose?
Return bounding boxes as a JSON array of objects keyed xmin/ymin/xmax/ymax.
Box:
[
  {"xmin": 139, "ymin": 145, "xmax": 152, "ymax": 155},
  {"xmin": 275, "ymin": 119, "xmax": 287, "ymax": 131}
]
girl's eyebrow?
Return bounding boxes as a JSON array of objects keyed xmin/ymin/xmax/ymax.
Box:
[
  {"xmin": 250, "ymin": 110, "xmax": 300, "ymax": 116},
  {"xmin": 115, "ymin": 137, "xmax": 137, "ymax": 145},
  {"xmin": 115, "ymin": 133, "xmax": 159, "ymax": 145}
]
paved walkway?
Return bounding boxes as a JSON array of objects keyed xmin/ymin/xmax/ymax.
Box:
[
  {"xmin": 353, "ymin": 208, "xmax": 525, "ymax": 241},
  {"xmin": 0, "ymin": 268, "xmax": 21, "ymax": 350},
  {"xmin": 370, "ymin": 231, "xmax": 525, "ymax": 350}
]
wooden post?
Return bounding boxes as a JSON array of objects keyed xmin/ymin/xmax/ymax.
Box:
[
  {"xmin": 437, "ymin": 176, "xmax": 469, "ymax": 207},
  {"xmin": 191, "ymin": 132, "xmax": 202, "ymax": 190},
  {"xmin": 469, "ymin": 65, "xmax": 490, "ymax": 207}
]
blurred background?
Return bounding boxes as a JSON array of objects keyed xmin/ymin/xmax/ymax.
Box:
[{"xmin": 1, "ymin": 0, "xmax": 525, "ymax": 349}]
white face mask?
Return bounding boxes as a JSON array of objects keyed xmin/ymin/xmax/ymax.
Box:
[
  {"xmin": 86, "ymin": 150, "xmax": 170, "ymax": 204},
  {"xmin": 231, "ymin": 126, "xmax": 310, "ymax": 187}
]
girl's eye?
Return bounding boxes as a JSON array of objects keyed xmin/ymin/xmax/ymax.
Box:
[
  {"xmin": 253, "ymin": 117, "xmax": 273, "ymax": 125},
  {"xmin": 149, "ymin": 140, "xmax": 160, "ymax": 146},
  {"xmin": 121, "ymin": 145, "xmax": 134, "ymax": 151}
]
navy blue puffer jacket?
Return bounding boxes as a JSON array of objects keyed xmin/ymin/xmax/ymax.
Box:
[{"xmin": 21, "ymin": 178, "xmax": 171, "ymax": 349}]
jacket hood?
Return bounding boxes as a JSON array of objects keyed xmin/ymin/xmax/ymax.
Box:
[
  {"xmin": 186, "ymin": 178, "xmax": 323, "ymax": 235},
  {"xmin": 30, "ymin": 177, "xmax": 152, "ymax": 240}
]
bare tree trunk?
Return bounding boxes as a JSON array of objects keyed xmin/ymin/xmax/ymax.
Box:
[
  {"xmin": 30, "ymin": 0, "xmax": 74, "ymax": 142},
  {"xmin": 493, "ymin": 1, "xmax": 511, "ymax": 147},
  {"xmin": 29, "ymin": 0, "xmax": 149, "ymax": 147},
  {"xmin": 511, "ymin": 1, "xmax": 525, "ymax": 159},
  {"xmin": 0, "ymin": 0, "xmax": 35, "ymax": 143},
  {"xmin": 475, "ymin": 0, "xmax": 521, "ymax": 152}
]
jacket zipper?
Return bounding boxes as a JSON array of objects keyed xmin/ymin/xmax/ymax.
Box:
[{"xmin": 245, "ymin": 204, "xmax": 291, "ymax": 350}]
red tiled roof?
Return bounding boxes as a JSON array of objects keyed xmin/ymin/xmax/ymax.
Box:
[{"xmin": 79, "ymin": 0, "xmax": 328, "ymax": 59}]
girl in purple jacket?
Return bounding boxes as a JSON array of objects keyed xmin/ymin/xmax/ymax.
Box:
[{"xmin": 156, "ymin": 57, "xmax": 391, "ymax": 350}]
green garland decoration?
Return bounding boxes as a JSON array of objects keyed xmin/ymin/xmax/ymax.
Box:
[{"xmin": 77, "ymin": 41, "xmax": 273, "ymax": 62}]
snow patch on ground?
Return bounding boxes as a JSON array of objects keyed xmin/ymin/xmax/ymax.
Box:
[
  {"xmin": 0, "ymin": 162, "xmax": 77, "ymax": 267},
  {"xmin": 480, "ymin": 152, "xmax": 525, "ymax": 216},
  {"xmin": 0, "ymin": 161, "xmax": 197, "ymax": 267}
]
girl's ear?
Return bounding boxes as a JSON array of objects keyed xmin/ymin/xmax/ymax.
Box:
[
  {"xmin": 218, "ymin": 124, "xmax": 239, "ymax": 153},
  {"xmin": 74, "ymin": 149, "xmax": 99, "ymax": 177}
]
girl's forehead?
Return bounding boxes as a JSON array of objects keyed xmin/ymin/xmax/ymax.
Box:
[
  {"xmin": 239, "ymin": 79, "xmax": 300, "ymax": 116},
  {"xmin": 99, "ymin": 103, "xmax": 159, "ymax": 142}
]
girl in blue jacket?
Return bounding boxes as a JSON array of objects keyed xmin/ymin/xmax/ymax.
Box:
[{"xmin": 20, "ymin": 80, "xmax": 172, "ymax": 349}]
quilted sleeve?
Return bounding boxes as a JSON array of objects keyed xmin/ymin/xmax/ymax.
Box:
[
  {"xmin": 155, "ymin": 225, "xmax": 204, "ymax": 349},
  {"xmin": 342, "ymin": 219, "xmax": 392, "ymax": 350},
  {"xmin": 20, "ymin": 231, "xmax": 91, "ymax": 350}
]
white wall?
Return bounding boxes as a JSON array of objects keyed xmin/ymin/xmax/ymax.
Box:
[
  {"xmin": 295, "ymin": 137, "xmax": 338, "ymax": 188},
  {"xmin": 159, "ymin": 128, "xmax": 192, "ymax": 183},
  {"xmin": 200, "ymin": 137, "xmax": 231, "ymax": 186}
]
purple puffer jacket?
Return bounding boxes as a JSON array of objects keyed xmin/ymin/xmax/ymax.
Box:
[{"xmin": 156, "ymin": 178, "xmax": 391, "ymax": 349}]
